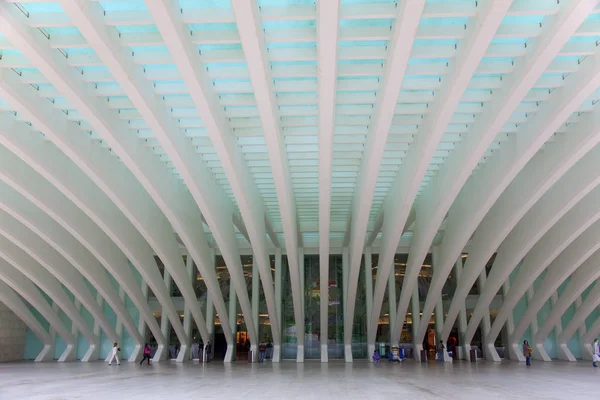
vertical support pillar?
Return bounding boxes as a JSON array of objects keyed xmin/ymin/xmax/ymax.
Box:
[
  {"xmin": 273, "ymin": 248, "xmax": 282, "ymax": 362},
  {"xmin": 297, "ymin": 247, "xmax": 305, "ymax": 363},
  {"xmin": 411, "ymin": 285, "xmax": 422, "ymax": 361},
  {"xmin": 454, "ymin": 257, "xmax": 468, "ymax": 360},
  {"xmin": 342, "ymin": 247, "xmax": 351, "ymax": 362},
  {"xmin": 433, "ymin": 246, "xmax": 449, "ymax": 362},
  {"xmin": 225, "ymin": 277, "xmax": 237, "ymax": 363},
  {"xmin": 478, "ymin": 269, "xmax": 498, "ymax": 361},
  {"xmin": 574, "ymin": 296, "xmax": 590, "ymax": 361},
  {"xmin": 71, "ymin": 299, "xmax": 81, "ymax": 361},
  {"xmin": 160, "ymin": 270, "xmax": 172, "ymax": 361},
  {"xmin": 138, "ymin": 281, "xmax": 148, "ymax": 340},
  {"xmin": 178, "ymin": 252, "xmax": 194, "ymax": 362},
  {"xmin": 388, "ymin": 264, "xmax": 396, "ymax": 345},
  {"xmin": 365, "ymin": 249, "xmax": 374, "ymax": 356},
  {"xmin": 547, "ymin": 291, "xmax": 562, "ymax": 362},
  {"xmin": 252, "ymin": 259, "xmax": 260, "ymax": 345},
  {"xmin": 501, "ymin": 279, "xmax": 514, "ymax": 360},
  {"xmin": 320, "ymin": 247, "xmax": 329, "ymax": 363},
  {"xmin": 204, "ymin": 270, "xmax": 214, "ymax": 365},
  {"xmin": 115, "ymin": 287, "xmax": 125, "ymax": 340}
]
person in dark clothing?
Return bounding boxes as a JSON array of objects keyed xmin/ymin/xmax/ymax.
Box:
[
  {"xmin": 258, "ymin": 343, "xmax": 267, "ymax": 363},
  {"xmin": 437, "ymin": 340, "xmax": 445, "ymax": 362},
  {"xmin": 140, "ymin": 343, "xmax": 151, "ymax": 365}
]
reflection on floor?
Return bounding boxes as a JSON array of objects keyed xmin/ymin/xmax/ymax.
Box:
[{"xmin": 0, "ymin": 359, "xmax": 595, "ymax": 399}]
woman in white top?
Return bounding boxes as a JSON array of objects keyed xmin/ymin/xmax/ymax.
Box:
[
  {"xmin": 593, "ymin": 338, "xmax": 599, "ymax": 368},
  {"xmin": 108, "ymin": 342, "xmax": 121, "ymax": 366}
]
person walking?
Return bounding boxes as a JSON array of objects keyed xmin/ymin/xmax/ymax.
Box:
[
  {"xmin": 140, "ymin": 343, "xmax": 151, "ymax": 366},
  {"xmin": 258, "ymin": 342, "xmax": 266, "ymax": 363},
  {"xmin": 523, "ymin": 340, "xmax": 532, "ymax": 367},
  {"xmin": 108, "ymin": 342, "xmax": 121, "ymax": 366},
  {"xmin": 437, "ymin": 340, "xmax": 445, "ymax": 363},
  {"xmin": 593, "ymin": 338, "xmax": 599, "ymax": 368}
]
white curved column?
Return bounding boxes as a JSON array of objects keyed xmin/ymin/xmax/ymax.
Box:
[
  {"xmin": 510, "ymin": 220, "xmax": 600, "ymax": 359},
  {"xmin": 370, "ymin": 0, "xmax": 511, "ymax": 346},
  {"xmin": 0, "ymin": 146, "xmax": 165, "ymax": 356},
  {"xmin": 0, "ymin": 236, "xmax": 99, "ymax": 361},
  {"xmin": 580, "ymin": 301, "xmax": 600, "ymax": 359},
  {"xmin": 232, "ymin": 0, "xmax": 303, "ymax": 353},
  {"xmin": 0, "ymin": 6, "xmax": 210, "ymax": 353},
  {"xmin": 59, "ymin": 0, "xmax": 254, "ymax": 350},
  {"xmin": 555, "ymin": 278, "xmax": 600, "ymax": 361},
  {"xmin": 0, "ymin": 280, "xmax": 54, "ymax": 362},
  {"xmin": 487, "ymin": 187, "xmax": 600, "ymax": 359},
  {"xmin": 337, "ymin": 0, "xmax": 426, "ymax": 357},
  {"xmin": 316, "ymin": 0, "xmax": 340, "ymax": 362},
  {"xmin": 0, "ymin": 80, "xmax": 189, "ymax": 357},
  {"xmin": 0, "ymin": 184, "xmax": 143, "ymax": 361},
  {"xmin": 0, "ymin": 260, "xmax": 76, "ymax": 362},
  {"xmin": 391, "ymin": 0, "xmax": 598, "ymax": 346},
  {"xmin": 452, "ymin": 107, "xmax": 600, "ymax": 346},
  {"xmin": 536, "ymin": 251, "xmax": 600, "ymax": 351}
]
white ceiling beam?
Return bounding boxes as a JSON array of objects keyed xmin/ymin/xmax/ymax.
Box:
[
  {"xmin": 0, "ymin": 3, "xmax": 215, "ymax": 354},
  {"xmin": 0, "ymin": 135, "xmax": 166, "ymax": 351},
  {"xmin": 344, "ymin": 0, "xmax": 425, "ymax": 358},
  {"xmin": 373, "ymin": 1, "xmax": 511, "ymax": 348},
  {"xmin": 317, "ymin": 0, "xmax": 340, "ymax": 363},
  {"xmin": 0, "ymin": 280, "xmax": 54, "ymax": 362},
  {"xmin": 12, "ymin": 1, "xmax": 593, "ymax": 25},
  {"xmin": 0, "ymin": 179, "xmax": 144, "ymax": 356},
  {"xmin": 0, "ymin": 261, "xmax": 76, "ymax": 361},
  {"xmin": 488, "ymin": 187, "xmax": 600, "ymax": 360},
  {"xmin": 394, "ymin": 0, "xmax": 598, "ymax": 346},
  {"xmin": 143, "ymin": 0, "xmax": 280, "ymax": 352},
  {"xmin": 232, "ymin": 0, "xmax": 303, "ymax": 354},
  {"xmin": 455, "ymin": 100, "xmax": 600, "ymax": 352}
]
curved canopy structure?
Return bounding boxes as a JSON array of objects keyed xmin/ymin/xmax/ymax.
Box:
[{"xmin": 1, "ymin": 0, "xmax": 600, "ymax": 364}]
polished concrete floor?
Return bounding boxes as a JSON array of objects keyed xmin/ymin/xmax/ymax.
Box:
[{"xmin": 0, "ymin": 359, "xmax": 597, "ymax": 399}]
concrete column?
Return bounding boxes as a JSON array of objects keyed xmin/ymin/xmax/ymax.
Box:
[
  {"xmin": 115, "ymin": 287, "xmax": 125, "ymax": 340},
  {"xmin": 160, "ymin": 270, "xmax": 172, "ymax": 361},
  {"xmin": 342, "ymin": 247, "xmax": 351, "ymax": 362},
  {"xmin": 274, "ymin": 248, "xmax": 282, "ymax": 362},
  {"xmin": 454, "ymin": 257, "xmax": 468, "ymax": 360},
  {"xmin": 502, "ymin": 280, "xmax": 515, "ymax": 360},
  {"xmin": 252, "ymin": 260, "xmax": 259, "ymax": 343},
  {"xmin": 388, "ymin": 264, "xmax": 396, "ymax": 345},
  {"xmin": 225, "ymin": 277, "xmax": 237, "ymax": 362},
  {"xmin": 478, "ymin": 270, "xmax": 496, "ymax": 361},
  {"xmin": 433, "ymin": 246, "xmax": 450, "ymax": 362},
  {"xmin": 297, "ymin": 247, "xmax": 305, "ymax": 363},
  {"xmin": 411, "ymin": 285, "xmax": 422, "ymax": 361},
  {"xmin": 365, "ymin": 249, "xmax": 374, "ymax": 356},
  {"xmin": 204, "ymin": 292, "xmax": 213, "ymax": 364},
  {"xmin": 138, "ymin": 281, "xmax": 148, "ymax": 345},
  {"xmin": 178, "ymin": 252, "xmax": 194, "ymax": 362},
  {"xmin": 71, "ymin": 299, "xmax": 81, "ymax": 360},
  {"xmin": 574, "ymin": 296, "xmax": 590, "ymax": 361}
]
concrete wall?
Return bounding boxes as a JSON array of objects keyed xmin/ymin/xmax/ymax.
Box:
[{"xmin": 0, "ymin": 301, "xmax": 27, "ymax": 362}]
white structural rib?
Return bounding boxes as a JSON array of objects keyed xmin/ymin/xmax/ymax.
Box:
[
  {"xmin": 58, "ymin": 0, "xmax": 252, "ymax": 357},
  {"xmin": 402, "ymin": 0, "xmax": 599, "ymax": 347},
  {"xmin": 578, "ymin": 296, "xmax": 600, "ymax": 359},
  {"xmin": 0, "ymin": 178, "xmax": 143, "ymax": 361},
  {"xmin": 142, "ymin": 0, "xmax": 282, "ymax": 354},
  {"xmin": 317, "ymin": 0, "xmax": 340, "ymax": 362},
  {"xmin": 0, "ymin": 6, "xmax": 210, "ymax": 358},
  {"xmin": 0, "ymin": 259, "xmax": 76, "ymax": 362},
  {"xmin": 510, "ymin": 219, "xmax": 600, "ymax": 360},
  {"xmin": 488, "ymin": 189, "xmax": 600, "ymax": 361},
  {"xmin": 0, "ymin": 232, "xmax": 100, "ymax": 362},
  {"xmin": 537, "ymin": 251, "xmax": 600, "ymax": 361},
  {"xmin": 0, "ymin": 71, "xmax": 178, "ymax": 361},
  {"xmin": 0, "ymin": 280, "xmax": 54, "ymax": 362},
  {"xmin": 344, "ymin": 0, "xmax": 426, "ymax": 358},
  {"xmin": 369, "ymin": 0, "xmax": 511, "ymax": 347},
  {"xmin": 0, "ymin": 138, "xmax": 165, "ymax": 356},
  {"xmin": 232, "ymin": 0, "xmax": 304, "ymax": 355},
  {"xmin": 458, "ymin": 104, "xmax": 600, "ymax": 357}
]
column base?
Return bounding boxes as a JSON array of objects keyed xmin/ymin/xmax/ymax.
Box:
[
  {"xmin": 58, "ymin": 344, "xmax": 76, "ymax": 362},
  {"xmin": 533, "ymin": 342, "xmax": 551, "ymax": 362},
  {"xmin": 321, "ymin": 344, "xmax": 328, "ymax": 362},
  {"xmin": 81, "ymin": 341, "xmax": 100, "ymax": 362},
  {"xmin": 272, "ymin": 344, "xmax": 281, "ymax": 362},
  {"xmin": 176, "ymin": 343, "xmax": 190, "ymax": 362},
  {"xmin": 508, "ymin": 342, "xmax": 525, "ymax": 361},
  {"xmin": 297, "ymin": 344, "xmax": 304, "ymax": 362},
  {"xmin": 35, "ymin": 344, "xmax": 54, "ymax": 362},
  {"xmin": 581, "ymin": 343, "xmax": 594, "ymax": 361},
  {"xmin": 483, "ymin": 343, "xmax": 501, "ymax": 362},
  {"xmin": 152, "ymin": 343, "xmax": 166, "ymax": 362},
  {"xmin": 128, "ymin": 343, "xmax": 142, "ymax": 363},
  {"xmin": 367, "ymin": 343, "xmax": 375, "ymax": 361},
  {"xmin": 413, "ymin": 343, "xmax": 423, "ymax": 362},
  {"xmin": 344, "ymin": 344, "xmax": 352, "ymax": 362},
  {"xmin": 557, "ymin": 343, "xmax": 577, "ymax": 362},
  {"xmin": 224, "ymin": 344, "xmax": 235, "ymax": 363}
]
